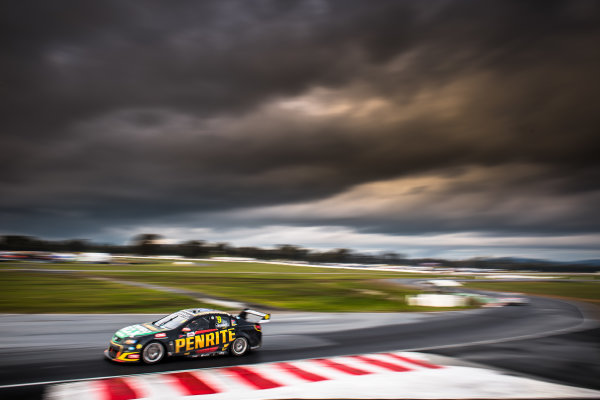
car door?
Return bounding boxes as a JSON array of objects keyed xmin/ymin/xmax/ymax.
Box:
[
  {"xmin": 174, "ymin": 316, "xmax": 210, "ymax": 355},
  {"xmin": 189, "ymin": 314, "xmax": 233, "ymax": 354}
]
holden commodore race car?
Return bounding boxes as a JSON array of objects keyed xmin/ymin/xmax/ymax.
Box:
[
  {"xmin": 105, "ymin": 308, "xmax": 270, "ymax": 364},
  {"xmin": 496, "ymin": 292, "xmax": 529, "ymax": 306}
]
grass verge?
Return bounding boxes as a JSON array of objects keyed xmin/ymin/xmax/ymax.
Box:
[
  {"xmin": 0, "ymin": 271, "xmax": 214, "ymax": 313},
  {"xmin": 464, "ymin": 281, "xmax": 600, "ymax": 305},
  {"xmin": 71, "ymin": 270, "xmax": 473, "ymax": 312},
  {"xmin": 0, "ymin": 261, "xmax": 476, "ymax": 312},
  {"xmin": 0, "ymin": 260, "xmax": 464, "ymax": 279}
]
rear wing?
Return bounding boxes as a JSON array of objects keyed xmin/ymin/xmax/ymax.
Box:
[{"xmin": 238, "ymin": 309, "xmax": 271, "ymax": 323}]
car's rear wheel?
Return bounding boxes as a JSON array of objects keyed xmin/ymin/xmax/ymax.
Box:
[
  {"xmin": 230, "ymin": 337, "xmax": 249, "ymax": 356},
  {"xmin": 141, "ymin": 342, "xmax": 165, "ymax": 364}
]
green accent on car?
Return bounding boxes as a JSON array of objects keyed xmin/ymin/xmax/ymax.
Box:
[{"xmin": 115, "ymin": 324, "xmax": 157, "ymax": 338}]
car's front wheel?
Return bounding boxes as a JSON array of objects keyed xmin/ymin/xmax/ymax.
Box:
[
  {"xmin": 230, "ymin": 337, "xmax": 249, "ymax": 356},
  {"xmin": 141, "ymin": 341, "xmax": 165, "ymax": 364}
]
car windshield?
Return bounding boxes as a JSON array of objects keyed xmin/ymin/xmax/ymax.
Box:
[{"xmin": 154, "ymin": 311, "xmax": 192, "ymax": 329}]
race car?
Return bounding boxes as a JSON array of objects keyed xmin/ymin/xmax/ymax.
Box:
[
  {"xmin": 104, "ymin": 308, "xmax": 270, "ymax": 364},
  {"xmin": 496, "ymin": 292, "xmax": 529, "ymax": 306}
]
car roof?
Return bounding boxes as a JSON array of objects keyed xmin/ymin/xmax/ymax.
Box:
[{"xmin": 182, "ymin": 308, "xmax": 232, "ymax": 316}]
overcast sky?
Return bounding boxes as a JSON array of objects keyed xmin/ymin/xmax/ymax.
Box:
[{"xmin": 2, "ymin": 0, "xmax": 599, "ymax": 260}]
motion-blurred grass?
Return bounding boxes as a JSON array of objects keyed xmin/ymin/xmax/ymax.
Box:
[
  {"xmin": 0, "ymin": 259, "xmax": 456, "ymax": 279},
  {"xmin": 0, "ymin": 261, "xmax": 474, "ymax": 312},
  {"xmin": 464, "ymin": 281, "xmax": 600, "ymax": 304},
  {"xmin": 79, "ymin": 273, "xmax": 452, "ymax": 312},
  {"xmin": 0, "ymin": 271, "xmax": 215, "ymax": 313}
]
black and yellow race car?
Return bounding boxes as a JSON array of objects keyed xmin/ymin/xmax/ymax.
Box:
[{"xmin": 104, "ymin": 308, "xmax": 270, "ymax": 364}]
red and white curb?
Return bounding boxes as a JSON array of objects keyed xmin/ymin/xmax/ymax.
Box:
[{"xmin": 45, "ymin": 351, "xmax": 600, "ymax": 399}]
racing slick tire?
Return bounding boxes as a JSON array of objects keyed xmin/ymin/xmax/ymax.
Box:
[
  {"xmin": 230, "ymin": 336, "xmax": 249, "ymax": 356},
  {"xmin": 141, "ymin": 341, "xmax": 165, "ymax": 364}
]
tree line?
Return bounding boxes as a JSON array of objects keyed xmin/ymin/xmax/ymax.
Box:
[
  {"xmin": 0, "ymin": 234, "xmax": 405, "ymax": 264},
  {"xmin": 1, "ymin": 234, "xmax": 598, "ymax": 272}
]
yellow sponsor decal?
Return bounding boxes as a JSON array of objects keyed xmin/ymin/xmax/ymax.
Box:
[
  {"xmin": 186, "ymin": 336, "xmax": 194, "ymax": 351},
  {"xmin": 206, "ymin": 332, "xmax": 215, "ymax": 346},
  {"xmin": 175, "ymin": 328, "xmax": 236, "ymax": 352},
  {"xmin": 115, "ymin": 352, "xmax": 140, "ymax": 362}
]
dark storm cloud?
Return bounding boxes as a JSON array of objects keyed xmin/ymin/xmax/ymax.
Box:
[{"xmin": 1, "ymin": 0, "xmax": 599, "ymax": 243}]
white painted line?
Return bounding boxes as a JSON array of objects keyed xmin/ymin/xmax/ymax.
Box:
[{"xmin": 402, "ymin": 312, "xmax": 598, "ymax": 352}]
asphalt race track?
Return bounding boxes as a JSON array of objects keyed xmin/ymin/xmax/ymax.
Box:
[{"xmin": 0, "ymin": 294, "xmax": 598, "ymax": 399}]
